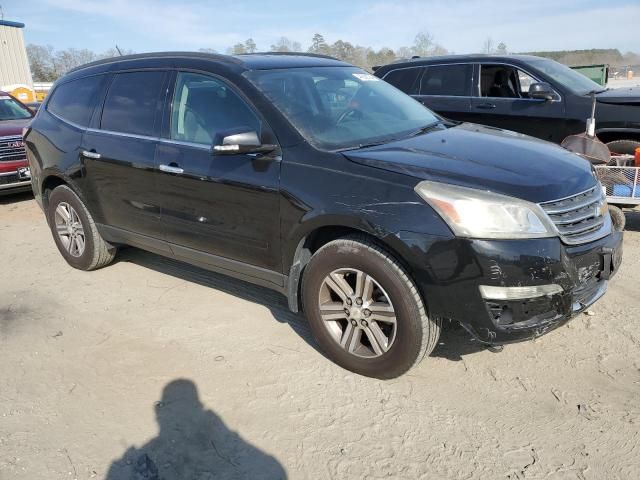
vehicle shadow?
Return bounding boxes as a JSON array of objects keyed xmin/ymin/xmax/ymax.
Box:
[
  {"xmin": 104, "ymin": 378, "xmax": 287, "ymax": 480},
  {"xmin": 624, "ymin": 210, "xmax": 640, "ymax": 232},
  {"xmin": 0, "ymin": 191, "xmax": 33, "ymax": 205},
  {"xmin": 430, "ymin": 321, "xmax": 489, "ymax": 361},
  {"xmin": 116, "ymin": 247, "xmax": 490, "ymax": 364},
  {"xmin": 115, "ymin": 248, "xmax": 322, "ymax": 356}
]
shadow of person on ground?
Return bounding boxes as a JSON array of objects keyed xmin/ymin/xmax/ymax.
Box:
[{"xmin": 105, "ymin": 379, "xmax": 287, "ymax": 480}]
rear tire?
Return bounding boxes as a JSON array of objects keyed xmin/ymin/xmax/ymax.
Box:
[
  {"xmin": 608, "ymin": 205, "xmax": 626, "ymax": 231},
  {"xmin": 301, "ymin": 235, "xmax": 440, "ymax": 379},
  {"xmin": 47, "ymin": 185, "xmax": 116, "ymax": 270}
]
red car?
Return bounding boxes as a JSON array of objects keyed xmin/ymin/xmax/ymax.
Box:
[{"xmin": 0, "ymin": 91, "xmax": 33, "ymax": 195}]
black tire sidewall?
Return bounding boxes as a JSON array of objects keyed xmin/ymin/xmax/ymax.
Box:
[
  {"xmin": 47, "ymin": 186, "xmax": 97, "ymax": 270},
  {"xmin": 302, "ymin": 241, "xmax": 425, "ymax": 379},
  {"xmin": 608, "ymin": 205, "xmax": 626, "ymax": 231}
]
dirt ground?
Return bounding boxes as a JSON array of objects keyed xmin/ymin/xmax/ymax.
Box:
[{"xmin": 1, "ymin": 192, "xmax": 639, "ymax": 480}]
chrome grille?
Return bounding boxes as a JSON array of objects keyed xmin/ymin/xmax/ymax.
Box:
[
  {"xmin": 540, "ymin": 186, "xmax": 609, "ymax": 245},
  {"xmin": 0, "ymin": 135, "xmax": 26, "ymax": 162}
]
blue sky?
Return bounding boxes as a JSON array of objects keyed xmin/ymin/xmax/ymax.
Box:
[{"xmin": 4, "ymin": 0, "xmax": 640, "ymax": 54}]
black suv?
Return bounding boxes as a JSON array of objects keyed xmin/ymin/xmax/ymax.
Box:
[
  {"xmin": 24, "ymin": 52, "xmax": 622, "ymax": 378},
  {"xmin": 375, "ymin": 54, "xmax": 640, "ymax": 154}
]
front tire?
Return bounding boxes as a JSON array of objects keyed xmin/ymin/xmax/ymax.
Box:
[
  {"xmin": 302, "ymin": 235, "xmax": 440, "ymax": 379},
  {"xmin": 47, "ymin": 185, "xmax": 116, "ymax": 270},
  {"xmin": 609, "ymin": 205, "xmax": 626, "ymax": 231}
]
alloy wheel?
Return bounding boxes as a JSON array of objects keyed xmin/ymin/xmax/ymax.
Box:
[
  {"xmin": 54, "ymin": 202, "xmax": 86, "ymax": 257},
  {"xmin": 318, "ymin": 268, "xmax": 397, "ymax": 358}
]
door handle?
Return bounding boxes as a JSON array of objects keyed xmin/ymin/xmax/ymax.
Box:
[
  {"xmin": 81, "ymin": 150, "xmax": 101, "ymax": 159},
  {"xmin": 159, "ymin": 164, "xmax": 184, "ymax": 174},
  {"xmin": 476, "ymin": 103, "xmax": 497, "ymax": 110}
]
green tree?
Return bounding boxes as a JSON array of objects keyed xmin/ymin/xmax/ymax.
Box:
[
  {"xmin": 496, "ymin": 42, "xmax": 507, "ymax": 55},
  {"xmin": 270, "ymin": 37, "xmax": 302, "ymax": 52},
  {"xmin": 245, "ymin": 38, "xmax": 257, "ymax": 53},
  {"xmin": 229, "ymin": 43, "xmax": 247, "ymax": 55},
  {"xmin": 309, "ymin": 33, "xmax": 330, "ymax": 55},
  {"xmin": 412, "ymin": 32, "xmax": 434, "ymax": 57}
]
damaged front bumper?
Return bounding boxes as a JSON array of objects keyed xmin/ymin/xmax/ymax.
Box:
[{"xmin": 399, "ymin": 229, "xmax": 623, "ymax": 344}]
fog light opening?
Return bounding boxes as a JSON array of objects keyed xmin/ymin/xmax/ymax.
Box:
[{"xmin": 479, "ymin": 284, "xmax": 563, "ymax": 300}]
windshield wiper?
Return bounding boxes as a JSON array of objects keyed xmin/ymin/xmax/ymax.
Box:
[
  {"xmin": 336, "ymin": 140, "xmax": 390, "ymax": 152},
  {"xmin": 406, "ymin": 121, "xmax": 442, "ymax": 138}
]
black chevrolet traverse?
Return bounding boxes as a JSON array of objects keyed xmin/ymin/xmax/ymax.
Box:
[
  {"xmin": 375, "ymin": 54, "xmax": 640, "ymax": 155},
  {"xmin": 24, "ymin": 52, "xmax": 622, "ymax": 378}
]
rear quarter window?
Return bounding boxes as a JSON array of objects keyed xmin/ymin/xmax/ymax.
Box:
[
  {"xmin": 47, "ymin": 75, "xmax": 105, "ymax": 126},
  {"xmin": 101, "ymin": 71, "xmax": 166, "ymax": 137},
  {"xmin": 383, "ymin": 68, "xmax": 421, "ymax": 95},
  {"xmin": 419, "ymin": 64, "xmax": 472, "ymax": 97}
]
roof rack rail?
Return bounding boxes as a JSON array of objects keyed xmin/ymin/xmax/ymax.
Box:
[
  {"xmin": 66, "ymin": 51, "xmax": 241, "ymax": 75},
  {"xmin": 239, "ymin": 51, "xmax": 340, "ymax": 61}
]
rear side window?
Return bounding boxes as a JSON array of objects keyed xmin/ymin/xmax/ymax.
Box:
[
  {"xmin": 47, "ymin": 75, "xmax": 104, "ymax": 126},
  {"xmin": 383, "ymin": 68, "xmax": 421, "ymax": 94},
  {"xmin": 101, "ymin": 71, "xmax": 166, "ymax": 136},
  {"xmin": 419, "ymin": 64, "xmax": 472, "ymax": 96}
]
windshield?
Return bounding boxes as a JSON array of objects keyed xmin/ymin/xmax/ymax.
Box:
[
  {"xmin": 0, "ymin": 95, "xmax": 33, "ymax": 121},
  {"xmin": 245, "ymin": 66, "xmax": 439, "ymax": 150},
  {"xmin": 528, "ymin": 58, "xmax": 603, "ymax": 95}
]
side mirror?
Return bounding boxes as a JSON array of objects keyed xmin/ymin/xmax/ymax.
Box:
[
  {"xmin": 212, "ymin": 128, "xmax": 277, "ymax": 155},
  {"xmin": 528, "ymin": 82, "xmax": 555, "ymax": 101}
]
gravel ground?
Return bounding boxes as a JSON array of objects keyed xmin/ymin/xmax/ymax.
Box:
[{"xmin": 1, "ymin": 193, "xmax": 639, "ymax": 480}]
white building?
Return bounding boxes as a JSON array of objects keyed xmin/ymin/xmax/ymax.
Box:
[{"xmin": 0, "ymin": 19, "xmax": 35, "ymax": 102}]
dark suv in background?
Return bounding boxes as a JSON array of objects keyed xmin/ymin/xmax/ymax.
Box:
[
  {"xmin": 375, "ymin": 55, "xmax": 640, "ymax": 154},
  {"xmin": 24, "ymin": 52, "xmax": 621, "ymax": 378}
]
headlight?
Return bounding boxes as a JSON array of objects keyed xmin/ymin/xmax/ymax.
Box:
[{"xmin": 414, "ymin": 181, "xmax": 556, "ymax": 239}]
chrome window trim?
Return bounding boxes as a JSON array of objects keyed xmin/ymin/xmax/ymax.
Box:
[
  {"xmin": 48, "ymin": 110, "xmax": 88, "ymax": 130},
  {"xmin": 159, "ymin": 138, "xmax": 212, "ymax": 150},
  {"xmin": 476, "ymin": 61, "xmax": 562, "ymax": 103},
  {"xmin": 85, "ymin": 127, "xmax": 159, "ymax": 142}
]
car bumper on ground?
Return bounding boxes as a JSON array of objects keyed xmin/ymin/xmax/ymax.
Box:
[{"xmin": 398, "ymin": 230, "xmax": 623, "ymax": 344}]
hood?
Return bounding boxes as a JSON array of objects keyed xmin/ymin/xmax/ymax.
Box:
[
  {"xmin": 0, "ymin": 118, "xmax": 30, "ymax": 137},
  {"xmin": 343, "ymin": 123, "xmax": 596, "ymax": 204},
  {"xmin": 595, "ymin": 87, "xmax": 640, "ymax": 105}
]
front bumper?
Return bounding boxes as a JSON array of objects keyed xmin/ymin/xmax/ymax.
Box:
[
  {"xmin": 0, "ymin": 160, "xmax": 32, "ymax": 195},
  {"xmin": 399, "ymin": 230, "xmax": 623, "ymax": 344}
]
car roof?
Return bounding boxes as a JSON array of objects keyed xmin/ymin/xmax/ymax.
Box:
[
  {"xmin": 66, "ymin": 51, "xmax": 350, "ymax": 77},
  {"xmin": 378, "ymin": 54, "xmax": 548, "ymax": 70}
]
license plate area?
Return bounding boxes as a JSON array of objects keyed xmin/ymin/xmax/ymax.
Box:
[{"xmin": 17, "ymin": 167, "xmax": 31, "ymax": 180}]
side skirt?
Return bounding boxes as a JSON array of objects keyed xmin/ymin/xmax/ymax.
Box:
[{"xmin": 97, "ymin": 224, "xmax": 288, "ymax": 294}]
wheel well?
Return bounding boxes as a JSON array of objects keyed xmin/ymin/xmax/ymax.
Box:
[
  {"xmin": 596, "ymin": 131, "xmax": 640, "ymax": 144},
  {"xmin": 286, "ymin": 225, "xmax": 411, "ymax": 313},
  {"xmin": 41, "ymin": 176, "xmax": 68, "ymax": 209}
]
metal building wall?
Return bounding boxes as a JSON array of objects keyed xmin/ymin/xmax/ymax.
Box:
[{"xmin": 0, "ymin": 21, "xmax": 33, "ymax": 88}]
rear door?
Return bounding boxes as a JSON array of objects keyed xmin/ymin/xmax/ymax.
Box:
[
  {"xmin": 469, "ymin": 63, "xmax": 567, "ymax": 142},
  {"xmin": 412, "ymin": 63, "xmax": 474, "ymax": 122},
  {"xmin": 154, "ymin": 71, "xmax": 282, "ymax": 277},
  {"xmin": 82, "ymin": 70, "xmax": 168, "ymax": 240}
]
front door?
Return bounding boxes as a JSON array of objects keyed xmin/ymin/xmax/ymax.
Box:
[
  {"xmin": 155, "ymin": 71, "xmax": 282, "ymax": 277},
  {"xmin": 469, "ymin": 63, "xmax": 567, "ymax": 143}
]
